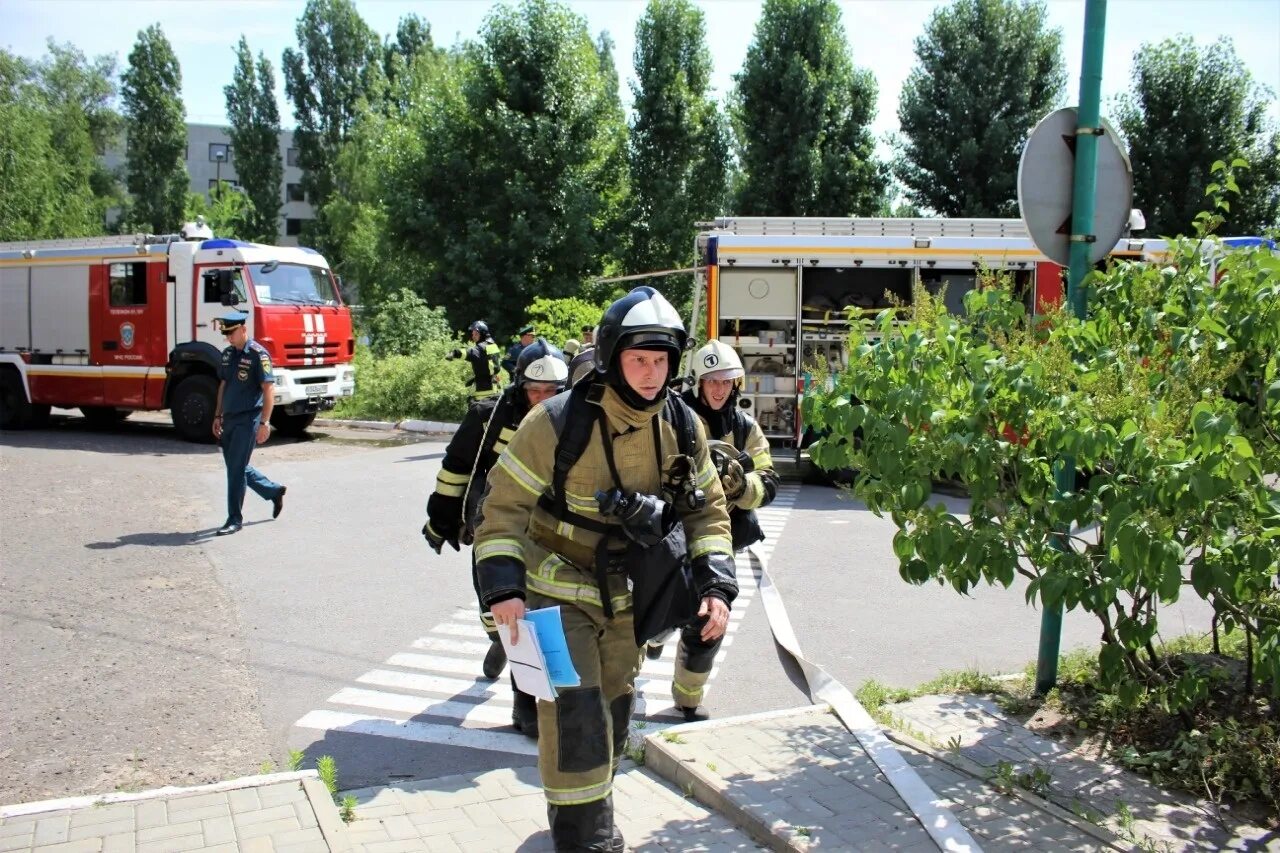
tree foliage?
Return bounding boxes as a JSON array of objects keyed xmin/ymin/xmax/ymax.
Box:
[
  {"xmin": 386, "ymin": 0, "xmax": 629, "ymax": 334},
  {"xmin": 0, "ymin": 44, "xmax": 121, "ymax": 239},
  {"xmin": 121, "ymin": 24, "xmax": 188, "ymax": 233},
  {"xmin": 225, "ymin": 37, "xmax": 284, "ymax": 244},
  {"xmin": 282, "ymin": 0, "xmax": 383, "ymax": 251},
  {"xmin": 732, "ymin": 0, "xmax": 885, "ymax": 216},
  {"xmin": 625, "ymin": 0, "xmax": 731, "ymax": 307},
  {"xmin": 895, "ymin": 0, "xmax": 1065, "ymax": 217},
  {"xmin": 1115, "ymin": 36, "xmax": 1279, "ymax": 236}
]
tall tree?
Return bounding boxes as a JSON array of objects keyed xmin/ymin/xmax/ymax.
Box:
[
  {"xmin": 0, "ymin": 43, "xmax": 123, "ymax": 239},
  {"xmin": 225, "ymin": 37, "xmax": 284, "ymax": 244},
  {"xmin": 733, "ymin": 0, "xmax": 884, "ymax": 216},
  {"xmin": 895, "ymin": 0, "xmax": 1064, "ymax": 217},
  {"xmin": 387, "ymin": 0, "xmax": 629, "ymax": 333},
  {"xmin": 1115, "ymin": 36, "xmax": 1279, "ymax": 236},
  {"xmin": 120, "ymin": 24, "xmax": 188, "ymax": 233},
  {"xmin": 625, "ymin": 0, "xmax": 731, "ymax": 307},
  {"xmin": 281, "ymin": 0, "xmax": 382, "ymax": 251}
]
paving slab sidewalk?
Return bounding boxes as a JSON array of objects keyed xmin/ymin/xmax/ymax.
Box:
[
  {"xmin": 7, "ymin": 699, "xmax": 1274, "ymax": 852},
  {"xmin": 890, "ymin": 694, "xmax": 1278, "ymax": 852},
  {"xmin": 0, "ymin": 771, "xmax": 344, "ymax": 853}
]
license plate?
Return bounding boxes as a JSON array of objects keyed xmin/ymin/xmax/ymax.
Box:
[{"xmin": 304, "ymin": 384, "xmax": 327, "ymax": 394}]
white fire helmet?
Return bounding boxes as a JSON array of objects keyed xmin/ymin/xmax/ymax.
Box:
[
  {"xmin": 691, "ymin": 339, "xmax": 744, "ymax": 385},
  {"xmin": 516, "ymin": 338, "xmax": 569, "ymax": 388}
]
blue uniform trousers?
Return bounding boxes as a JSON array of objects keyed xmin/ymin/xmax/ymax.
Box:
[{"xmin": 221, "ymin": 413, "xmax": 281, "ymax": 525}]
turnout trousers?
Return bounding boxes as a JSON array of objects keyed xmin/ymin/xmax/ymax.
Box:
[
  {"xmin": 527, "ymin": 568, "xmax": 639, "ymax": 852},
  {"xmin": 221, "ymin": 413, "xmax": 281, "ymax": 526}
]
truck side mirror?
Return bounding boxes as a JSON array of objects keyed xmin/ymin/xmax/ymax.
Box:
[{"xmin": 204, "ymin": 269, "xmax": 240, "ymax": 306}]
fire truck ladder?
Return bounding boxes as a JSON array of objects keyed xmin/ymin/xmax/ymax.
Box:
[
  {"xmin": 0, "ymin": 232, "xmax": 192, "ymax": 254},
  {"xmin": 696, "ymin": 216, "xmax": 1030, "ymax": 239}
]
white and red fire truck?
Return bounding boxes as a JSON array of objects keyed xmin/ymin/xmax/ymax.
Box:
[
  {"xmin": 692, "ymin": 216, "xmax": 1168, "ymax": 451},
  {"xmin": 0, "ymin": 222, "xmax": 356, "ymax": 441}
]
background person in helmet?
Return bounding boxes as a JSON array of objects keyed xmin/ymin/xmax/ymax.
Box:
[
  {"xmin": 423, "ymin": 339, "xmax": 569, "ymax": 737},
  {"xmin": 445, "ymin": 320, "xmax": 503, "ymax": 400},
  {"xmin": 646, "ymin": 338, "xmax": 779, "ymax": 721},
  {"xmin": 473, "ymin": 287, "xmax": 735, "ymax": 852}
]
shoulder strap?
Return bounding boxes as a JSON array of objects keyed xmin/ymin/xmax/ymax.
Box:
[
  {"xmin": 732, "ymin": 408, "xmax": 754, "ymax": 451},
  {"xmin": 663, "ymin": 392, "xmax": 699, "ymax": 459},
  {"xmin": 542, "ymin": 379, "xmax": 598, "ymax": 519}
]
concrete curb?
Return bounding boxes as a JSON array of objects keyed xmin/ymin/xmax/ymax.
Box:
[
  {"xmin": 313, "ymin": 416, "xmax": 460, "ymax": 435},
  {"xmin": 302, "ymin": 775, "xmax": 351, "ymax": 852},
  {"xmin": 0, "ymin": 769, "xmax": 320, "ymax": 819}
]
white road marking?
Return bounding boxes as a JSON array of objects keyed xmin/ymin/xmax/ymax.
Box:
[
  {"xmin": 291, "ymin": 484, "xmax": 800, "ymax": 760},
  {"xmin": 295, "ymin": 710, "xmax": 538, "ymax": 755}
]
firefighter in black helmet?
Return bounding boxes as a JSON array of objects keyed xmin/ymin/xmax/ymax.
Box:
[
  {"xmin": 445, "ymin": 320, "xmax": 503, "ymax": 400},
  {"xmin": 424, "ymin": 339, "xmax": 569, "ymax": 736},
  {"xmin": 473, "ymin": 286, "xmax": 736, "ymax": 851}
]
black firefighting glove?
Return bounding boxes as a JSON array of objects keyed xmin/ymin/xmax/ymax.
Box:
[{"xmin": 422, "ymin": 519, "xmax": 460, "ymax": 554}]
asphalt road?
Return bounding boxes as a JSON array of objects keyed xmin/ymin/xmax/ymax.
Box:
[{"xmin": 2, "ymin": 413, "xmax": 1217, "ymax": 800}]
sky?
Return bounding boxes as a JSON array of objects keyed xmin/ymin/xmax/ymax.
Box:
[{"xmin": 3, "ymin": 0, "xmax": 1278, "ymax": 145}]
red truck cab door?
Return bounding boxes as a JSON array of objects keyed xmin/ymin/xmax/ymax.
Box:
[{"xmin": 91, "ymin": 260, "xmax": 168, "ymax": 407}]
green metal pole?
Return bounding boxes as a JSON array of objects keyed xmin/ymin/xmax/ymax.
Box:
[{"xmin": 1035, "ymin": 0, "xmax": 1107, "ymax": 696}]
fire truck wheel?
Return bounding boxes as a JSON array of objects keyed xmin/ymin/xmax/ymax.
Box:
[
  {"xmin": 270, "ymin": 411, "xmax": 317, "ymax": 437},
  {"xmin": 0, "ymin": 369, "xmax": 36, "ymax": 430},
  {"xmin": 81, "ymin": 406, "xmax": 129, "ymax": 427},
  {"xmin": 171, "ymin": 374, "xmax": 218, "ymax": 443}
]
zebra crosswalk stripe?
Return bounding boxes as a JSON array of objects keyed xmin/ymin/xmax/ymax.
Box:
[{"xmin": 292, "ymin": 484, "xmax": 800, "ymax": 755}]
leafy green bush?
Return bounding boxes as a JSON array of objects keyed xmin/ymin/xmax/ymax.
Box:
[
  {"xmin": 334, "ymin": 338, "xmax": 470, "ymax": 423},
  {"xmin": 523, "ymin": 296, "xmax": 608, "ymax": 351},
  {"xmin": 364, "ymin": 289, "xmax": 453, "ymax": 358},
  {"xmin": 805, "ymin": 172, "xmax": 1279, "ymax": 720}
]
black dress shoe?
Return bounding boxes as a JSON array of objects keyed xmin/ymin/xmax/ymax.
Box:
[
  {"xmin": 272, "ymin": 486, "xmax": 287, "ymax": 519},
  {"xmin": 215, "ymin": 523, "xmax": 242, "ymax": 536}
]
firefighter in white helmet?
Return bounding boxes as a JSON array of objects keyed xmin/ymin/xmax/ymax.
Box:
[
  {"xmin": 474, "ymin": 286, "xmax": 735, "ymax": 851},
  {"xmin": 644, "ymin": 338, "xmax": 779, "ymax": 720},
  {"xmin": 424, "ymin": 338, "xmax": 569, "ymax": 737}
]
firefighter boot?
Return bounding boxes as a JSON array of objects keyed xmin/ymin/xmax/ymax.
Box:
[
  {"xmin": 482, "ymin": 635, "xmax": 506, "ymax": 679},
  {"xmin": 547, "ymin": 798, "xmax": 615, "ymax": 852},
  {"xmin": 511, "ymin": 675, "xmax": 539, "ymax": 738}
]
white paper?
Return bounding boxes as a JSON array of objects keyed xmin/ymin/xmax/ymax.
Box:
[{"xmin": 496, "ymin": 620, "xmax": 556, "ymax": 701}]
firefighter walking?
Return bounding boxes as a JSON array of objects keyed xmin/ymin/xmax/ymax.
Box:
[
  {"xmin": 474, "ymin": 287, "xmax": 737, "ymax": 851},
  {"xmin": 423, "ymin": 340, "xmax": 568, "ymax": 736},
  {"xmin": 447, "ymin": 320, "xmax": 503, "ymax": 401},
  {"xmin": 646, "ymin": 339, "xmax": 779, "ymax": 720}
]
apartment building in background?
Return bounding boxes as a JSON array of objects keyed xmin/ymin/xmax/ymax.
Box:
[{"xmin": 102, "ymin": 123, "xmax": 314, "ymax": 246}]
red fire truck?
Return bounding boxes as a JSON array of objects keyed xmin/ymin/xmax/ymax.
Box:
[{"xmin": 0, "ymin": 222, "xmax": 356, "ymax": 440}]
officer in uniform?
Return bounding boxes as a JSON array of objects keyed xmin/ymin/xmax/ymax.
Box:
[
  {"xmin": 212, "ymin": 311, "xmax": 286, "ymax": 536},
  {"xmin": 474, "ymin": 287, "xmax": 736, "ymax": 852},
  {"xmin": 447, "ymin": 320, "xmax": 503, "ymax": 401},
  {"xmin": 423, "ymin": 339, "xmax": 569, "ymax": 737},
  {"xmin": 502, "ymin": 324, "xmax": 536, "ymax": 380},
  {"xmin": 646, "ymin": 339, "xmax": 779, "ymax": 720}
]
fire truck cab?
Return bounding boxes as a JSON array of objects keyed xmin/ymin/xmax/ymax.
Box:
[
  {"xmin": 693, "ymin": 216, "xmax": 1167, "ymax": 453},
  {"xmin": 0, "ymin": 223, "xmax": 356, "ymax": 440}
]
